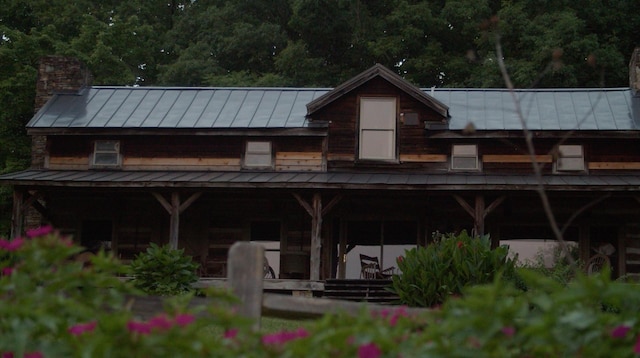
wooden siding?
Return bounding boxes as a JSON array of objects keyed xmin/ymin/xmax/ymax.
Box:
[{"xmin": 275, "ymin": 152, "xmax": 323, "ymax": 171}]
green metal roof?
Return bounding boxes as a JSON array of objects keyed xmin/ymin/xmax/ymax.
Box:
[{"xmin": 27, "ymin": 86, "xmax": 639, "ymax": 131}]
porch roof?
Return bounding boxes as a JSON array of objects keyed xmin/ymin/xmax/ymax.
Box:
[{"xmin": 1, "ymin": 169, "xmax": 639, "ymax": 192}]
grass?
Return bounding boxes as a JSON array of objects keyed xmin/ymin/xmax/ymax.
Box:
[{"xmin": 261, "ymin": 317, "xmax": 311, "ymax": 333}]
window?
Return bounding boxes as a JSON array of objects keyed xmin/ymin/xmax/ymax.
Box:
[
  {"xmin": 244, "ymin": 141, "xmax": 272, "ymax": 168},
  {"xmin": 359, "ymin": 97, "xmax": 397, "ymax": 160},
  {"xmin": 451, "ymin": 144, "xmax": 479, "ymax": 171},
  {"xmin": 92, "ymin": 140, "xmax": 120, "ymax": 167},
  {"xmin": 556, "ymin": 145, "xmax": 585, "ymax": 171}
]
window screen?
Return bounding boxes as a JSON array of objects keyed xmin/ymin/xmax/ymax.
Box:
[
  {"xmin": 359, "ymin": 97, "xmax": 396, "ymax": 160},
  {"xmin": 556, "ymin": 145, "xmax": 584, "ymax": 171},
  {"xmin": 92, "ymin": 141, "xmax": 120, "ymax": 167},
  {"xmin": 244, "ymin": 141, "xmax": 272, "ymax": 168},
  {"xmin": 451, "ymin": 144, "xmax": 479, "ymax": 170}
]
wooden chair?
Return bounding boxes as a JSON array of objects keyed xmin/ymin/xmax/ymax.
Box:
[
  {"xmin": 360, "ymin": 254, "xmax": 395, "ymax": 279},
  {"xmin": 586, "ymin": 253, "xmax": 610, "ymax": 275}
]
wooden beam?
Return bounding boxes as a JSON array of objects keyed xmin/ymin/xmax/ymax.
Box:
[
  {"xmin": 588, "ymin": 162, "xmax": 640, "ymax": 170},
  {"xmin": 179, "ymin": 192, "xmax": 202, "ymax": 214},
  {"xmin": 484, "ymin": 196, "xmax": 505, "ymax": 219},
  {"xmin": 474, "ymin": 195, "xmax": 485, "ymax": 236},
  {"xmin": 482, "ymin": 154, "xmax": 552, "ymax": 163},
  {"xmin": 169, "ymin": 192, "xmax": 180, "ymax": 249},
  {"xmin": 453, "ymin": 195, "xmax": 475, "ymax": 219},
  {"xmin": 152, "ymin": 193, "xmax": 172, "ymax": 214},
  {"xmin": 152, "ymin": 192, "xmax": 202, "ymax": 250},
  {"xmin": 292, "ymin": 193, "xmax": 314, "ymax": 217},
  {"xmin": 322, "ymin": 195, "xmax": 342, "ymax": 216},
  {"xmin": 293, "ymin": 193, "xmax": 342, "ymax": 281},
  {"xmin": 11, "ymin": 190, "xmax": 24, "ymax": 239},
  {"xmin": 310, "ymin": 193, "xmax": 322, "ymax": 281}
]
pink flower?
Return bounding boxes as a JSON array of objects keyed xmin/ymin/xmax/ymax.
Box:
[
  {"xmin": 224, "ymin": 328, "xmax": 238, "ymax": 339},
  {"xmin": 611, "ymin": 325, "xmax": 631, "ymax": 339},
  {"xmin": 634, "ymin": 335, "xmax": 640, "ymax": 354},
  {"xmin": 174, "ymin": 313, "xmax": 195, "ymax": 327},
  {"xmin": 24, "ymin": 353, "xmax": 43, "ymax": 358},
  {"xmin": 501, "ymin": 326, "xmax": 516, "ymax": 337},
  {"xmin": 148, "ymin": 315, "xmax": 173, "ymax": 331},
  {"xmin": 358, "ymin": 342, "xmax": 381, "ymax": 358},
  {"xmin": 26, "ymin": 226, "xmax": 54, "ymax": 238},
  {"xmin": 0, "ymin": 238, "xmax": 24, "ymax": 252},
  {"xmin": 456, "ymin": 241, "xmax": 464, "ymax": 248},
  {"xmin": 127, "ymin": 320, "xmax": 152, "ymax": 335},
  {"xmin": 68, "ymin": 321, "xmax": 97, "ymax": 336},
  {"xmin": 396, "ymin": 256, "xmax": 404, "ymax": 264},
  {"xmin": 2, "ymin": 267, "xmax": 14, "ymax": 276},
  {"xmin": 262, "ymin": 328, "xmax": 309, "ymax": 345},
  {"xmin": 2, "ymin": 352, "xmax": 13, "ymax": 358}
]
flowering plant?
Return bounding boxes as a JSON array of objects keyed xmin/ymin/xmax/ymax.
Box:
[
  {"xmin": 390, "ymin": 230, "xmax": 517, "ymax": 307},
  {"xmin": 4, "ymin": 227, "xmax": 640, "ymax": 357}
]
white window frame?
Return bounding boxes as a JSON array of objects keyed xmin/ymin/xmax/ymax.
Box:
[
  {"xmin": 358, "ymin": 97, "xmax": 397, "ymax": 161},
  {"xmin": 555, "ymin": 145, "xmax": 585, "ymax": 172},
  {"xmin": 91, "ymin": 140, "xmax": 121, "ymax": 168},
  {"xmin": 243, "ymin": 141, "xmax": 273, "ymax": 169},
  {"xmin": 451, "ymin": 144, "xmax": 479, "ymax": 171}
]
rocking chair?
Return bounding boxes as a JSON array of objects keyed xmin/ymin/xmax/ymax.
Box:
[
  {"xmin": 586, "ymin": 253, "xmax": 610, "ymax": 275},
  {"xmin": 359, "ymin": 254, "xmax": 395, "ymax": 279}
]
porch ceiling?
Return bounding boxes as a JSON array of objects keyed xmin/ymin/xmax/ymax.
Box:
[{"xmin": 1, "ymin": 169, "xmax": 639, "ymax": 192}]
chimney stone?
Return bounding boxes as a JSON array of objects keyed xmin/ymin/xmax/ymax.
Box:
[{"xmin": 32, "ymin": 56, "xmax": 92, "ymax": 169}]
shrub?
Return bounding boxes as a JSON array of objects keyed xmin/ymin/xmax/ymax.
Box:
[
  {"xmin": 128, "ymin": 243, "xmax": 199, "ymax": 296},
  {"xmin": 5, "ymin": 227, "xmax": 640, "ymax": 357},
  {"xmin": 391, "ymin": 230, "xmax": 517, "ymax": 307}
]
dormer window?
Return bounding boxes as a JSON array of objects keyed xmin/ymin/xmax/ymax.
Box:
[
  {"xmin": 556, "ymin": 145, "xmax": 585, "ymax": 172},
  {"xmin": 359, "ymin": 97, "xmax": 397, "ymax": 160},
  {"xmin": 451, "ymin": 144, "xmax": 479, "ymax": 171},
  {"xmin": 244, "ymin": 141, "xmax": 273, "ymax": 168},
  {"xmin": 92, "ymin": 140, "xmax": 121, "ymax": 167}
]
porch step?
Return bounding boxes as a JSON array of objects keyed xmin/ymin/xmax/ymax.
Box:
[{"xmin": 322, "ymin": 279, "xmax": 399, "ymax": 304}]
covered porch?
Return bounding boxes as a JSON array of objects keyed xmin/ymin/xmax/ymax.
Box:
[{"xmin": 4, "ymin": 169, "xmax": 640, "ymax": 281}]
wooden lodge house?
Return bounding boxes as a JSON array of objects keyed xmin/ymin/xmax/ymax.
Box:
[{"xmin": 3, "ymin": 51, "xmax": 640, "ymax": 282}]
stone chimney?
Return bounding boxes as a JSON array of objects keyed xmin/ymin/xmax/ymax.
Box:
[
  {"xmin": 630, "ymin": 47, "xmax": 640, "ymax": 97},
  {"xmin": 31, "ymin": 56, "xmax": 92, "ymax": 168}
]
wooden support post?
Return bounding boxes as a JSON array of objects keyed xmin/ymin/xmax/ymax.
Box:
[
  {"xmin": 453, "ymin": 195, "xmax": 505, "ymax": 237},
  {"xmin": 228, "ymin": 241, "xmax": 264, "ymax": 331},
  {"xmin": 11, "ymin": 190, "xmax": 24, "ymax": 239},
  {"xmin": 293, "ymin": 193, "xmax": 342, "ymax": 281},
  {"xmin": 152, "ymin": 192, "xmax": 202, "ymax": 250}
]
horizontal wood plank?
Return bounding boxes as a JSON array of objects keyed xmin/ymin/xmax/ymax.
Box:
[
  {"xmin": 482, "ymin": 154, "xmax": 552, "ymax": 163},
  {"xmin": 48, "ymin": 156, "xmax": 88, "ymax": 169},
  {"xmin": 275, "ymin": 165, "xmax": 323, "ymax": 171},
  {"xmin": 123, "ymin": 157, "xmax": 241, "ymax": 166},
  {"xmin": 588, "ymin": 162, "xmax": 640, "ymax": 170},
  {"xmin": 399, "ymin": 154, "xmax": 448, "ymax": 163},
  {"xmin": 275, "ymin": 152, "xmax": 322, "ymax": 160}
]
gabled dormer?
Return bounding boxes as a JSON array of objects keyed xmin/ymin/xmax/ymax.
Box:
[{"xmin": 305, "ymin": 64, "xmax": 449, "ymax": 167}]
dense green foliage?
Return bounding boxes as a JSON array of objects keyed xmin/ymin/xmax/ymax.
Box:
[
  {"xmin": 128, "ymin": 243, "xmax": 199, "ymax": 296},
  {"xmin": 5, "ymin": 227, "xmax": 640, "ymax": 356},
  {"xmin": 1, "ymin": 0, "xmax": 639, "ymax": 232},
  {"xmin": 391, "ymin": 230, "xmax": 517, "ymax": 307}
]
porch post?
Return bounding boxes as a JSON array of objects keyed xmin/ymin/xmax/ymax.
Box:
[
  {"xmin": 454, "ymin": 194, "xmax": 505, "ymax": 237},
  {"xmin": 293, "ymin": 193, "xmax": 342, "ymax": 281},
  {"xmin": 153, "ymin": 192, "xmax": 202, "ymax": 250},
  {"xmin": 169, "ymin": 192, "xmax": 180, "ymax": 249},
  {"xmin": 11, "ymin": 189, "xmax": 24, "ymax": 239}
]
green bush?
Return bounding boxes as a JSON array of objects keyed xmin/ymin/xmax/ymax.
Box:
[
  {"xmin": 6, "ymin": 227, "xmax": 640, "ymax": 357},
  {"xmin": 391, "ymin": 230, "xmax": 517, "ymax": 307},
  {"xmin": 129, "ymin": 243, "xmax": 200, "ymax": 296}
]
